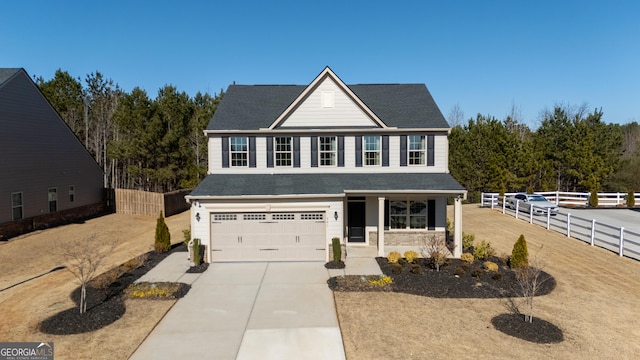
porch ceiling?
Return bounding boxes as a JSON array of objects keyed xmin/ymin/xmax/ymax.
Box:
[{"xmin": 189, "ymin": 173, "xmax": 466, "ymax": 198}]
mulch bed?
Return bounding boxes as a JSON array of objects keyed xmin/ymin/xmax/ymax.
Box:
[
  {"xmin": 187, "ymin": 262, "xmax": 209, "ymax": 273},
  {"xmin": 328, "ymin": 256, "xmax": 562, "ymax": 344},
  {"xmin": 40, "ymin": 243, "xmax": 190, "ymax": 335},
  {"xmin": 324, "ymin": 261, "xmax": 346, "ymax": 269}
]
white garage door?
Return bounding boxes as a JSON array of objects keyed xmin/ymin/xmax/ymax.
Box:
[{"xmin": 210, "ymin": 212, "xmax": 326, "ymax": 262}]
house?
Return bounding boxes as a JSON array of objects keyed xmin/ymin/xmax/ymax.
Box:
[
  {"xmin": 187, "ymin": 67, "xmax": 466, "ymax": 262},
  {"xmin": 0, "ymin": 68, "xmax": 104, "ymax": 238}
]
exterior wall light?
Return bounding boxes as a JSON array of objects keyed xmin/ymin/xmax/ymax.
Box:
[
  {"xmin": 334, "ymin": 211, "xmax": 339, "ymax": 220},
  {"xmin": 196, "ymin": 213, "xmax": 201, "ymax": 222}
]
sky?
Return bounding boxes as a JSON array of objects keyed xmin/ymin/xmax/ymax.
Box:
[{"xmin": 2, "ymin": 0, "xmax": 639, "ymax": 127}]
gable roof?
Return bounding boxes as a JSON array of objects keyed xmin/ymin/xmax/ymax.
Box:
[
  {"xmin": 0, "ymin": 68, "xmax": 22, "ymax": 89},
  {"xmin": 206, "ymin": 68, "xmax": 449, "ymax": 131},
  {"xmin": 189, "ymin": 173, "xmax": 465, "ymax": 198}
]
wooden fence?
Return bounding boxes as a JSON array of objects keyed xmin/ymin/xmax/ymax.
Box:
[{"xmin": 115, "ymin": 189, "xmax": 191, "ymax": 217}]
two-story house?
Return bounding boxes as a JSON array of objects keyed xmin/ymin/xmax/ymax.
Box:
[
  {"xmin": 187, "ymin": 67, "xmax": 466, "ymax": 262},
  {"xmin": 0, "ymin": 68, "xmax": 104, "ymax": 238}
]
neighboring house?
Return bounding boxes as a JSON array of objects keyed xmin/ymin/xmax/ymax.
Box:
[
  {"xmin": 187, "ymin": 67, "xmax": 466, "ymax": 262},
  {"xmin": 0, "ymin": 68, "xmax": 104, "ymax": 236}
]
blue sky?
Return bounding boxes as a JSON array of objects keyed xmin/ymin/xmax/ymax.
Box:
[{"xmin": 2, "ymin": 1, "xmax": 638, "ymax": 127}]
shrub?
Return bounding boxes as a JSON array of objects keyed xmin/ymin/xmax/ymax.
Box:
[
  {"xmin": 473, "ymin": 240, "xmax": 495, "ymax": 260},
  {"xmin": 511, "ymin": 234, "xmax": 529, "ymax": 269},
  {"xmin": 471, "ymin": 268, "xmax": 483, "ymax": 278},
  {"xmin": 462, "ymin": 232, "xmax": 475, "ymax": 250},
  {"xmin": 387, "ymin": 251, "xmax": 402, "ymax": 264},
  {"xmin": 404, "ymin": 250, "xmax": 419, "ymax": 264},
  {"xmin": 460, "ymin": 252, "xmax": 474, "ymax": 264},
  {"xmin": 182, "ymin": 228, "xmax": 191, "ymax": 246},
  {"xmin": 410, "ymin": 264, "xmax": 422, "ymax": 274},
  {"xmin": 154, "ymin": 211, "xmax": 171, "ymax": 253},
  {"xmin": 483, "ymin": 261, "xmax": 499, "ymax": 272},
  {"xmin": 421, "ymin": 234, "xmax": 450, "ymax": 271},
  {"xmin": 492, "ymin": 272, "xmax": 503, "ymax": 281},
  {"xmin": 192, "ymin": 238, "xmax": 202, "ymax": 266},
  {"xmin": 332, "ymin": 237, "xmax": 342, "ymax": 263},
  {"xmin": 589, "ymin": 188, "xmax": 598, "ymax": 207},
  {"xmin": 454, "ymin": 267, "xmax": 466, "ymax": 277},
  {"xmin": 526, "ymin": 186, "xmax": 535, "ymax": 194},
  {"xmin": 367, "ymin": 276, "xmax": 393, "ymax": 287},
  {"xmin": 391, "ymin": 263, "xmax": 403, "ymax": 274},
  {"xmin": 628, "ymin": 189, "xmax": 636, "ymax": 208}
]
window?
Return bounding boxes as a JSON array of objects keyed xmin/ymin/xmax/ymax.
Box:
[
  {"xmin": 69, "ymin": 185, "xmax": 75, "ymax": 202},
  {"xmin": 214, "ymin": 214, "xmax": 237, "ymax": 221},
  {"xmin": 319, "ymin": 136, "xmax": 337, "ymax": 166},
  {"xmin": 363, "ymin": 136, "xmax": 381, "ymax": 166},
  {"xmin": 321, "ymin": 91, "xmax": 334, "ymax": 108},
  {"xmin": 48, "ymin": 188, "xmax": 57, "ymax": 213},
  {"xmin": 230, "ymin": 137, "xmax": 248, "ymax": 167},
  {"xmin": 243, "ymin": 214, "xmax": 266, "ymax": 221},
  {"xmin": 272, "ymin": 213, "xmax": 295, "ymax": 220},
  {"xmin": 389, "ymin": 200, "xmax": 427, "ymax": 229},
  {"xmin": 274, "ymin": 137, "xmax": 292, "ymax": 167},
  {"xmin": 408, "ymin": 135, "xmax": 426, "ymax": 165},
  {"xmin": 11, "ymin": 192, "xmax": 23, "ymax": 221},
  {"xmin": 301, "ymin": 213, "xmax": 324, "ymax": 220}
]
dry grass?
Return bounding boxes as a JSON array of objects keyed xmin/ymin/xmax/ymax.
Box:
[
  {"xmin": 335, "ymin": 204, "xmax": 640, "ymax": 359},
  {"xmin": 0, "ymin": 211, "xmax": 189, "ymax": 360}
]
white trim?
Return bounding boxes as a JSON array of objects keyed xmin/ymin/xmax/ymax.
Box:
[{"xmin": 205, "ymin": 128, "xmax": 453, "ymax": 134}]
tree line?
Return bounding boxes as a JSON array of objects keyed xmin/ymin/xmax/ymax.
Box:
[
  {"xmin": 449, "ymin": 104, "xmax": 640, "ymax": 202},
  {"xmin": 36, "ymin": 69, "xmax": 223, "ymax": 192}
]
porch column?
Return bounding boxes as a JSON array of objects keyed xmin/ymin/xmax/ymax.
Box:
[
  {"xmin": 378, "ymin": 196, "xmax": 385, "ymax": 257},
  {"xmin": 453, "ymin": 196, "xmax": 462, "ymax": 258}
]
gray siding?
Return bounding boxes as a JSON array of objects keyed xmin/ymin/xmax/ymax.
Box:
[{"xmin": 0, "ymin": 69, "xmax": 103, "ymax": 223}]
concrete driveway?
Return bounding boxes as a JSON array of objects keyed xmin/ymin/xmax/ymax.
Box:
[{"xmin": 130, "ymin": 261, "xmax": 345, "ymax": 360}]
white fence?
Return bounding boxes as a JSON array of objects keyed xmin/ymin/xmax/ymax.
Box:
[
  {"xmin": 484, "ymin": 194, "xmax": 640, "ymax": 261},
  {"xmin": 481, "ymin": 191, "xmax": 639, "ymax": 209}
]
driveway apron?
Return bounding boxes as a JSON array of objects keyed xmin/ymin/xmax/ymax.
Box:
[{"xmin": 130, "ymin": 262, "xmax": 345, "ymax": 360}]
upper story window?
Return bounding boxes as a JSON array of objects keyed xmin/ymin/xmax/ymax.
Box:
[
  {"xmin": 274, "ymin": 137, "xmax": 292, "ymax": 167},
  {"xmin": 11, "ymin": 192, "xmax": 23, "ymax": 221},
  {"xmin": 408, "ymin": 135, "xmax": 426, "ymax": 165},
  {"xmin": 319, "ymin": 136, "xmax": 337, "ymax": 166},
  {"xmin": 230, "ymin": 137, "xmax": 248, "ymax": 167},
  {"xmin": 363, "ymin": 136, "xmax": 381, "ymax": 166}
]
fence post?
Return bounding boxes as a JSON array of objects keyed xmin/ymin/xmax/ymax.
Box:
[
  {"xmin": 546, "ymin": 208, "xmax": 551, "ymax": 230},
  {"xmin": 515, "ymin": 200, "xmax": 519, "ymax": 220},
  {"xmin": 619, "ymin": 227, "xmax": 625, "ymax": 257},
  {"xmin": 502, "ymin": 196, "xmax": 506, "ymax": 214},
  {"xmin": 567, "ymin": 213, "xmax": 571, "ymax": 237},
  {"xmin": 555, "ymin": 191, "xmax": 559, "ymax": 205},
  {"xmin": 481, "ymin": 192, "xmax": 485, "ymax": 207},
  {"xmin": 529, "ymin": 204, "xmax": 534, "ymax": 223},
  {"xmin": 590, "ymin": 219, "xmax": 596, "ymax": 246}
]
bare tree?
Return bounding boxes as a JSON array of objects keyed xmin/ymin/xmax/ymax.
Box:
[
  {"xmin": 447, "ymin": 103, "xmax": 465, "ymax": 127},
  {"xmin": 513, "ymin": 249, "xmax": 551, "ymax": 323},
  {"xmin": 63, "ymin": 236, "xmax": 116, "ymax": 314},
  {"xmin": 421, "ymin": 234, "xmax": 453, "ymax": 271}
]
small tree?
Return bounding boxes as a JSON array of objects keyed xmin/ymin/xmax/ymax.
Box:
[
  {"xmin": 511, "ymin": 234, "xmax": 529, "ymax": 269},
  {"xmin": 192, "ymin": 238, "xmax": 202, "ymax": 266},
  {"xmin": 421, "ymin": 234, "xmax": 451, "ymax": 271},
  {"xmin": 628, "ymin": 189, "xmax": 636, "ymax": 208},
  {"xmin": 589, "ymin": 188, "xmax": 598, "ymax": 208},
  {"xmin": 155, "ymin": 211, "xmax": 171, "ymax": 253},
  {"xmin": 514, "ymin": 248, "xmax": 551, "ymax": 323},
  {"xmin": 63, "ymin": 236, "xmax": 115, "ymax": 314},
  {"xmin": 331, "ymin": 237, "xmax": 342, "ymax": 263}
]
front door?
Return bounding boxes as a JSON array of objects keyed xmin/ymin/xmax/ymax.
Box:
[{"xmin": 347, "ymin": 201, "xmax": 366, "ymax": 243}]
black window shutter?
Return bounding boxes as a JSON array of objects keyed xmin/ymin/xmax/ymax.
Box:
[
  {"xmin": 400, "ymin": 135, "xmax": 407, "ymax": 166},
  {"xmin": 384, "ymin": 199, "xmax": 389, "ymax": 230},
  {"xmin": 355, "ymin": 136, "xmax": 362, "ymax": 167},
  {"xmin": 266, "ymin": 136, "xmax": 274, "ymax": 168},
  {"xmin": 249, "ymin": 137, "xmax": 256, "ymax": 167},
  {"xmin": 427, "ymin": 199, "xmax": 436, "ymax": 230},
  {"xmin": 427, "ymin": 135, "xmax": 434, "ymax": 166},
  {"xmin": 310, "ymin": 136, "xmax": 318, "ymax": 167},
  {"xmin": 382, "ymin": 135, "xmax": 389, "ymax": 166},
  {"xmin": 221, "ymin": 136, "xmax": 229, "ymax": 168},
  {"xmin": 337, "ymin": 136, "xmax": 344, "ymax": 167},
  {"xmin": 293, "ymin": 136, "xmax": 301, "ymax": 167}
]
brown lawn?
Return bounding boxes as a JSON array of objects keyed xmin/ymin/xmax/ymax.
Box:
[
  {"xmin": 0, "ymin": 211, "xmax": 190, "ymax": 360},
  {"xmin": 335, "ymin": 204, "xmax": 640, "ymax": 359}
]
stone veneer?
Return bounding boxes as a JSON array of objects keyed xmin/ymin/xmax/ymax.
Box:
[{"xmin": 369, "ymin": 230, "xmax": 447, "ymax": 247}]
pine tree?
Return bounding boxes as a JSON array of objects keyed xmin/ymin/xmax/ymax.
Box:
[
  {"xmin": 154, "ymin": 211, "xmax": 171, "ymax": 252},
  {"xmin": 511, "ymin": 234, "xmax": 529, "ymax": 269}
]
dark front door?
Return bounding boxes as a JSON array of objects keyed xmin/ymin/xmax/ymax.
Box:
[{"xmin": 348, "ymin": 201, "xmax": 366, "ymax": 243}]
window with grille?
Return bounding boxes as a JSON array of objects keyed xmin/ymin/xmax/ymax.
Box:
[
  {"xmin": 389, "ymin": 200, "xmax": 427, "ymax": 229},
  {"xmin": 363, "ymin": 136, "xmax": 381, "ymax": 166},
  {"xmin": 214, "ymin": 214, "xmax": 237, "ymax": 221},
  {"xmin": 230, "ymin": 137, "xmax": 248, "ymax": 167},
  {"xmin": 319, "ymin": 136, "xmax": 336, "ymax": 166},
  {"xmin": 243, "ymin": 214, "xmax": 266, "ymax": 221},
  {"xmin": 408, "ymin": 135, "xmax": 426, "ymax": 165},
  {"xmin": 274, "ymin": 137, "xmax": 292, "ymax": 167},
  {"xmin": 301, "ymin": 213, "xmax": 324, "ymax": 220},
  {"xmin": 11, "ymin": 192, "xmax": 23, "ymax": 220},
  {"xmin": 272, "ymin": 213, "xmax": 295, "ymax": 220}
]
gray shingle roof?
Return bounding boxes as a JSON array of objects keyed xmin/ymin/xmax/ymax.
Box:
[
  {"xmin": 207, "ymin": 83, "xmax": 449, "ymax": 131},
  {"xmin": 0, "ymin": 68, "xmax": 22, "ymax": 88},
  {"xmin": 189, "ymin": 173, "xmax": 465, "ymax": 197}
]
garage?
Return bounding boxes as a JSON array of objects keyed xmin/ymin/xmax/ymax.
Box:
[{"xmin": 209, "ymin": 212, "xmax": 327, "ymax": 262}]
